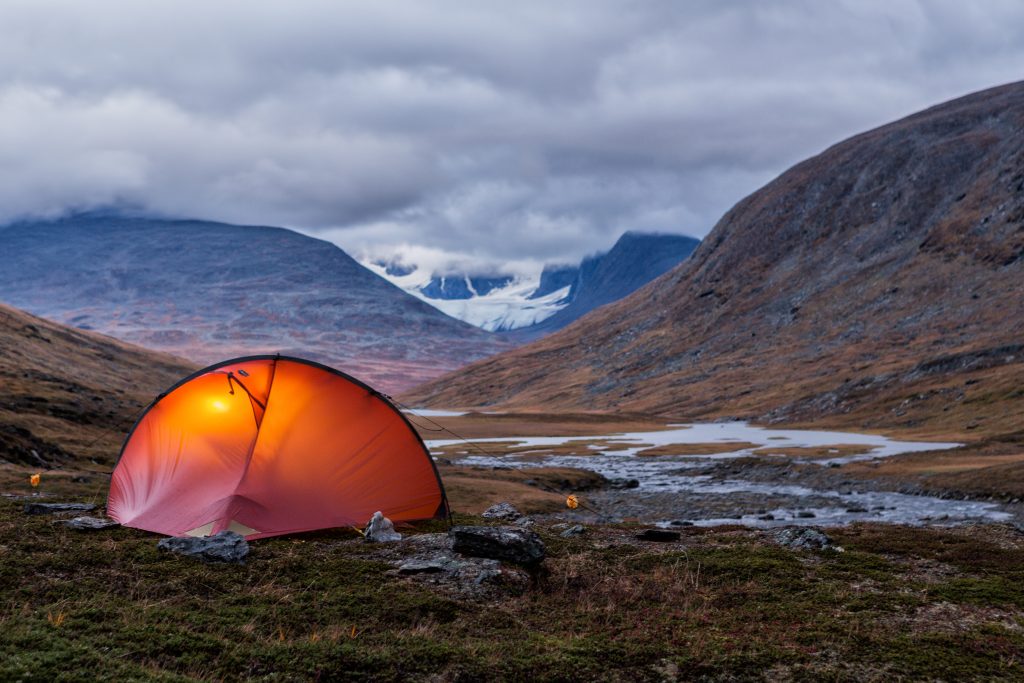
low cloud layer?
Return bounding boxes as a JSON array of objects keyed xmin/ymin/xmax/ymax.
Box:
[{"xmin": 2, "ymin": 1, "xmax": 1023, "ymax": 272}]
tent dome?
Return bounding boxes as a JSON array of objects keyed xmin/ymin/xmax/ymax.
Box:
[{"xmin": 108, "ymin": 355, "xmax": 448, "ymax": 539}]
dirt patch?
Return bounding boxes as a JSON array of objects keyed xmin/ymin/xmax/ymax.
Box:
[{"xmin": 438, "ymin": 465, "xmax": 605, "ymax": 515}]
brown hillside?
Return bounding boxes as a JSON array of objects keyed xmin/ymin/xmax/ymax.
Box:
[
  {"xmin": 405, "ymin": 82, "xmax": 1024, "ymax": 436},
  {"xmin": 0, "ymin": 303, "xmax": 195, "ymax": 468}
]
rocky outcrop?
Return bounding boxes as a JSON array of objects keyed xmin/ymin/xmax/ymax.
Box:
[
  {"xmin": 771, "ymin": 527, "xmax": 838, "ymax": 551},
  {"xmin": 157, "ymin": 531, "xmax": 249, "ymax": 563},
  {"xmin": 449, "ymin": 526, "xmax": 545, "ymax": 566},
  {"xmin": 58, "ymin": 516, "xmax": 119, "ymax": 530},
  {"xmin": 24, "ymin": 502, "xmax": 96, "ymax": 515},
  {"xmin": 481, "ymin": 502, "xmax": 523, "ymax": 522}
]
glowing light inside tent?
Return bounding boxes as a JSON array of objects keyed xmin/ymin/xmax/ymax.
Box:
[{"xmin": 209, "ymin": 398, "xmax": 229, "ymax": 412}]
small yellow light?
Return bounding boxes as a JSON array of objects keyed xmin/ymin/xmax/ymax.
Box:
[
  {"xmin": 566, "ymin": 494, "xmax": 579, "ymax": 510},
  {"xmin": 210, "ymin": 399, "xmax": 228, "ymax": 412},
  {"xmin": 30, "ymin": 473, "xmax": 41, "ymax": 488}
]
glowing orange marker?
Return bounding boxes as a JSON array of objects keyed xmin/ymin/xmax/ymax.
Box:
[
  {"xmin": 30, "ymin": 473, "xmax": 41, "ymax": 488},
  {"xmin": 566, "ymin": 494, "xmax": 579, "ymax": 510}
]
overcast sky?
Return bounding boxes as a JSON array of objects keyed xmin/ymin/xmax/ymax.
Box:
[{"xmin": 2, "ymin": 1, "xmax": 1023, "ymax": 274}]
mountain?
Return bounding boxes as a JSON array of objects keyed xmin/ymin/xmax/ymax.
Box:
[
  {"xmin": 0, "ymin": 302, "xmax": 194, "ymax": 468},
  {"xmin": 0, "ymin": 215, "xmax": 510, "ymax": 393},
  {"xmin": 405, "ymin": 82, "xmax": 1024, "ymax": 435},
  {"xmin": 359, "ymin": 258, "xmax": 571, "ymax": 331},
  {"xmin": 362, "ymin": 231, "xmax": 699, "ymax": 334},
  {"xmin": 508, "ymin": 232, "xmax": 700, "ymax": 340}
]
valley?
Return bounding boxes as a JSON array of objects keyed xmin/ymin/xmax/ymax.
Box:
[
  {"xmin": 408, "ymin": 410, "xmax": 1024, "ymax": 529},
  {"xmin": 4, "ymin": 6, "xmax": 1024, "ymax": 680},
  {"xmin": 363, "ymin": 231, "xmax": 699, "ymax": 334},
  {"xmin": 405, "ymin": 82, "xmax": 1024, "ymax": 441}
]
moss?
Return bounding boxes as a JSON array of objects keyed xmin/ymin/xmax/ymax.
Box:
[
  {"xmin": 3, "ymin": 489, "xmax": 1024, "ymax": 680},
  {"xmin": 930, "ymin": 576, "xmax": 1024, "ymax": 609}
]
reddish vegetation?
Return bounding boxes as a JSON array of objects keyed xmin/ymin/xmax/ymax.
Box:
[{"xmin": 405, "ymin": 82, "xmax": 1024, "ymax": 439}]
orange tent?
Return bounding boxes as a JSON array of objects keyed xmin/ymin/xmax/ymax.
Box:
[{"xmin": 108, "ymin": 355, "xmax": 448, "ymax": 539}]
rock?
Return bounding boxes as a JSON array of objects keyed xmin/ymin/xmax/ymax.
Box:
[
  {"xmin": 796, "ymin": 510, "xmax": 816, "ymax": 519},
  {"xmin": 845, "ymin": 506, "xmax": 869, "ymax": 513},
  {"xmin": 474, "ymin": 564, "xmax": 503, "ymax": 585},
  {"xmin": 24, "ymin": 502, "xmax": 95, "ymax": 515},
  {"xmin": 560, "ymin": 524, "xmax": 586, "ymax": 538},
  {"xmin": 449, "ymin": 525, "xmax": 545, "ymax": 566},
  {"xmin": 398, "ymin": 558, "xmax": 449, "ymax": 575},
  {"xmin": 514, "ymin": 516, "xmax": 535, "ymax": 527},
  {"xmin": 772, "ymin": 527, "xmax": 838, "ymax": 551},
  {"xmin": 757, "ymin": 514, "xmax": 775, "ymax": 521},
  {"xmin": 635, "ymin": 529, "xmax": 681, "ymax": 542},
  {"xmin": 157, "ymin": 531, "xmax": 249, "ymax": 563},
  {"xmin": 481, "ymin": 502, "xmax": 522, "ymax": 522},
  {"xmin": 609, "ymin": 478, "xmax": 640, "ymax": 490},
  {"xmin": 58, "ymin": 516, "xmax": 119, "ymax": 530},
  {"xmin": 364, "ymin": 511, "xmax": 402, "ymax": 543}
]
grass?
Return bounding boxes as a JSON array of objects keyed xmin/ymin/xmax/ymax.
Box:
[{"xmin": 3, "ymin": 474, "xmax": 1024, "ymax": 681}]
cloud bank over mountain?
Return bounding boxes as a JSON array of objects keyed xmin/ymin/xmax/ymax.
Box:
[{"xmin": 2, "ymin": 1, "xmax": 1023, "ymax": 268}]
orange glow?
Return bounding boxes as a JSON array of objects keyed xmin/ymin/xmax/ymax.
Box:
[
  {"xmin": 566, "ymin": 494, "xmax": 579, "ymax": 509},
  {"xmin": 108, "ymin": 357, "xmax": 447, "ymax": 540},
  {"xmin": 30, "ymin": 473, "xmax": 41, "ymax": 488}
]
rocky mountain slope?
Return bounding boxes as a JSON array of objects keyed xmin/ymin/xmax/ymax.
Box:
[
  {"xmin": 0, "ymin": 303, "xmax": 194, "ymax": 468},
  {"xmin": 509, "ymin": 232, "xmax": 700, "ymax": 340},
  {"xmin": 364, "ymin": 232, "xmax": 699, "ymax": 334},
  {"xmin": 0, "ymin": 215, "xmax": 510, "ymax": 393},
  {"xmin": 406, "ymin": 82, "xmax": 1024, "ymax": 436}
]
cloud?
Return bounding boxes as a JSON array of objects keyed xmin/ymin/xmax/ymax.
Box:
[{"xmin": 1, "ymin": 0, "xmax": 1022, "ymax": 268}]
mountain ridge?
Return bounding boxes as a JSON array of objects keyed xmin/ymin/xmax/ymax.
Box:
[
  {"xmin": 363, "ymin": 231, "xmax": 699, "ymax": 334},
  {"xmin": 0, "ymin": 302, "xmax": 195, "ymax": 467},
  {"xmin": 0, "ymin": 215, "xmax": 511, "ymax": 393},
  {"xmin": 404, "ymin": 81, "xmax": 1024, "ymax": 436}
]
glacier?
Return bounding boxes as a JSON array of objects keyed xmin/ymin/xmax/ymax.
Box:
[{"xmin": 362, "ymin": 260, "xmax": 571, "ymax": 331}]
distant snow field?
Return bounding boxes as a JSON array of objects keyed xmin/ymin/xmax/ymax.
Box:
[{"xmin": 362, "ymin": 259, "xmax": 569, "ymax": 331}]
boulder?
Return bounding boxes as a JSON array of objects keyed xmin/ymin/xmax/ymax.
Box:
[
  {"xmin": 157, "ymin": 531, "xmax": 249, "ymax": 563},
  {"xmin": 24, "ymin": 502, "xmax": 96, "ymax": 515},
  {"xmin": 58, "ymin": 516, "xmax": 119, "ymax": 530},
  {"xmin": 481, "ymin": 502, "xmax": 522, "ymax": 522},
  {"xmin": 772, "ymin": 527, "xmax": 838, "ymax": 551},
  {"xmin": 449, "ymin": 525, "xmax": 545, "ymax": 566},
  {"xmin": 636, "ymin": 528, "xmax": 681, "ymax": 542},
  {"xmin": 364, "ymin": 511, "xmax": 402, "ymax": 543}
]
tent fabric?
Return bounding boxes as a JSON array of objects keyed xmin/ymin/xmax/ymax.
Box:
[{"xmin": 108, "ymin": 355, "xmax": 448, "ymax": 539}]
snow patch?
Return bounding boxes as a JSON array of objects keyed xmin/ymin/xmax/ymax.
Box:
[{"xmin": 362, "ymin": 259, "xmax": 570, "ymax": 331}]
